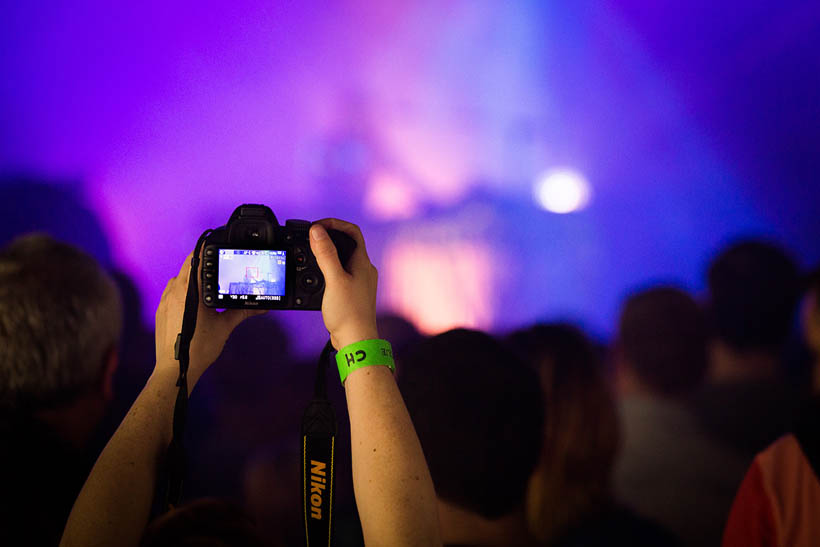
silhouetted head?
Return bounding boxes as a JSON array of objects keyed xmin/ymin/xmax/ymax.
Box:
[
  {"xmin": 376, "ymin": 313, "xmax": 422, "ymax": 354},
  {"xmin": 507, "ymin": 323, "xmax": 619, "ymax": 542},
  {"xmin": 210, "ymin": 313, "xmax": 291, "ymax": 402},
  {"xmin": 617, "ymin": 286, "xmax": 708, "ymax": 397},
  {"xmin": 707, "ymin": 240, "xmax": 801, "ymax": 353},
  {"xmin": 142, "ymin": 498, "xmax": 272, "ymax": 547},
  {"xmin": 0, "ymin": 234, "xmax": 122, "ymax": 411},
  {"xmin": 399, "ymin": 328, "xmax": 543, "ymax": 520},
  {"xmin": 802, "ymin": 267, "xmax": 820, "ymax": 392}
]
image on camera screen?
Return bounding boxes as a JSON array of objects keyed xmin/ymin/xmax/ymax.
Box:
[{"xmin": 217, "ymin": 249, "xmax": 287, "ymax": 301}]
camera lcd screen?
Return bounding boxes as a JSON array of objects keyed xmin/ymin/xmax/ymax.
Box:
[{"xmin": 217, "ymin": 249, "xmax": 287, "ymax": 302}]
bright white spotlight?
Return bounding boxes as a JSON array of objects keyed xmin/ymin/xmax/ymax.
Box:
[{"xmin": 533, "ymin": 168, "xmax": 592, "ymax": 213}]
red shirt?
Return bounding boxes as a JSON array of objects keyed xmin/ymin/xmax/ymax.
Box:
[{"xmin": 722, "ymin": 434, "xmax": 820, "ymax": 547}]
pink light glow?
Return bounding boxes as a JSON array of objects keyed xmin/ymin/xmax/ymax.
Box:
[
  {"xmin": 363, "ymin": 171, "xmax": 421, "ymax": 221},
  {"xmin": 382, "ymin": 239, "xmax": 495, "ymax": 334}
]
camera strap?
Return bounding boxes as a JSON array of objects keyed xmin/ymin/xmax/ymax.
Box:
[
  {"xmin": 163, "ymin": 229, "xmax": 212, "ymax": 511},
  {"xmin": 301, "ymin": 340, "xmax": 338, "ymax": 546}
]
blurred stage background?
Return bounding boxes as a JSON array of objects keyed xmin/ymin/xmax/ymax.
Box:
[{"xmin": 2, "ymin": 1, "xmax": 819, "ymax": 356}]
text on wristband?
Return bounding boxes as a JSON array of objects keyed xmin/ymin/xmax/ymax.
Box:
[
  {"xmin": 342, "ymin": 346, "xmax": 393, "ymax": 367},
  {"xmin": 344, "ymin": 350, "xmax": 365, "ymax": 366}
]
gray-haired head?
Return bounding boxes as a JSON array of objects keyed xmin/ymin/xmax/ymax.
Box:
[{"xmin": 0, "ymin": 234, "xmax": 123, "ymax": 410}]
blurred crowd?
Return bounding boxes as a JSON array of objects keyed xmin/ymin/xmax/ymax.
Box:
[{"xmin": 1, "ymin": 178, "xmax": 818, "ymax": 546}]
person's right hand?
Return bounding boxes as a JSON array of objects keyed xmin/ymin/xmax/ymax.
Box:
[{"xmin": 309, "ymin": 219, "xmax": 379, "ymax": 350}]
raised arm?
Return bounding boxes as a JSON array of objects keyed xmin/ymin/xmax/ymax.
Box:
[
  {"xmin": 310, "ymin": 219, "xmax": 441, "ymax": 546},
  {"xmin": 60, "ymin": 253, "xmax": 257, "ymax": 547}
]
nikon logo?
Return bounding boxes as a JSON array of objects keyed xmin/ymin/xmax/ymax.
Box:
[{"xmin": 309, "ymin": 460, "xmax": 327, "ymax": 519}]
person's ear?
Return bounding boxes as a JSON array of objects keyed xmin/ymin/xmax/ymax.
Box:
[{"xmin": 99, "ymin": 345, "xmax": 119, "ymax": 402}]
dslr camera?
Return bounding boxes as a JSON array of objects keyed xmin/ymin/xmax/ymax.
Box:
[{"xmin": 201, "ymin": 204, "xmax": 356, "ymax": 310}]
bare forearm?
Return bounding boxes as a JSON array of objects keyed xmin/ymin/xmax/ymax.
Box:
[
  {"xmin": 60, "ymin": 368, "xmax": 178, "ymax": 547},
  {"xmin": 346, "ymin": 366, "xmax": 440, "ymax": 546}
]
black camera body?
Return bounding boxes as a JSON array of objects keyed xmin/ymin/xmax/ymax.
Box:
[{"xmin": 201, "ymin": 204, "xmax": 356, "ymax": 310}]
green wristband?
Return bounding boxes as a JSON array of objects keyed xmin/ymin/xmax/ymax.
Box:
[{"xmin": 336, "ymin": 339, "xmax": 395, "ymax": 384}]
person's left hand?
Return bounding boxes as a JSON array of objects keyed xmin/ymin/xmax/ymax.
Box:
[{"xmin": 154, "ymin": 251, "xmax": 263, "ymax": 387}]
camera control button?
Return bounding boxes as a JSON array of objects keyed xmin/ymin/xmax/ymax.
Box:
[
  {"xmin": 205, "ymin": 271, "xmax": 214, "ymax": 280},
  {"xmin": 295, "ymin": 253, "xmax": 306, "ymax": 265},
  {"xmin": 204, "ymin": 260, "xmax": 215, "ymax": 269},
  {"xmin": 205, "ymin": 248, "xmax": 215, "ymax": 257},
  {"xmin": 205, "ymin": 283, "xmax": 214, "ymax": 292},
  {"xmin": 204, "ymin": 294, "xmax": 214, "ymax": 304},
  {"xmin": 295, "ymin": 297, "xmax": 304, "ymax": 306},
  {"xmin": 301, "ymin": 273, "xmax": 321, "ymax": 292}
]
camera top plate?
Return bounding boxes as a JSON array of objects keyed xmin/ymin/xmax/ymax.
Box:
[{"xmin": 200, "ymin": 205, "xmax": 356, "ymax": 311}]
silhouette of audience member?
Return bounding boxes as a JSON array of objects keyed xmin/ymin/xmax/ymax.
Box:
[
  {"xmin": 507, "ymin": 324, "xmax": 616, "ymax": 540},
  {"xmin": 721, "ymin": 402, "xmax": 820, "ymax": 547},
  {"xmin": 399, "ymin": 328, "xmax": 543, "ymax": 546},
  {"xmin": 141, "ymin": 498, "xmax": 273, "ymax": 547},
  {"xmin": 722, "ymin": 269, "xmax": 820, "ymax": 547},
  {"xmin": 612, "ymin": 287, "xmax": 747, "ymax": 547},
  {"xmin": 185, "ymin": 313, "xmax": 300, "ymax": 501},
  {"xmin": 692, "ymin": 240, "xmax": 803, "ymax": 458},
  {"xmin": 242, "ymin": 440, "xmax": 304, "ymax": 547},
  {"xmin": 376, "ymin": 312, "xmax": 423, "ymax": 365},
  {"xmin": 508, "ymin": 323, "xmax": 678, "ymax": 547},
  {"xmin": 0, "ymin": 176, "xmax": 156, "ymax": 454},
  {"xmin": 802, "ymin": 268, "xmax": 820, "ymax": 394},
  {"xmin": 0, "ymin": 234, "xmax": 122, "ymax": 546}
]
